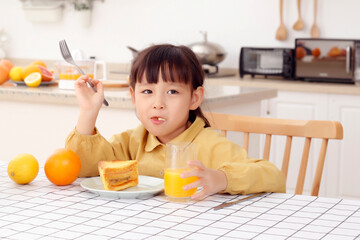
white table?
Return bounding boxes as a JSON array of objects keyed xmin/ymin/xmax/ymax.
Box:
[{"xmin": 0, "ymin": 162, "xmax": 359, "ymax": 240}]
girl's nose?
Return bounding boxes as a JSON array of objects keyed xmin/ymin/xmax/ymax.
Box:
[{"xmin": 153, "ymin": 95, "xmax": 165, "ymax": 109}]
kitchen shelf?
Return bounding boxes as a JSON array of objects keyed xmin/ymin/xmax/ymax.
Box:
[{"xmin": 21, "ymin": 0, "xmax": 64, "ymax": 23}]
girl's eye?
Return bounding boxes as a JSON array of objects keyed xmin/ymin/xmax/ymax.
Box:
[
  {"xmin": 142, "ymin": 89, "xmax": 152, "ymax": 94},
  {"xmin": 167, "ymin": 89, "xmax": 178, "ymax": 94}
]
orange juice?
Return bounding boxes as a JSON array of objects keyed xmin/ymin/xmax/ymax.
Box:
[
  {"xmin": 59, "ymin": 73, "xmax": 94, "ymax": 80},
  {"xmin": 164, "ymin": 168, "xmax": 198, "ymax": 198}
]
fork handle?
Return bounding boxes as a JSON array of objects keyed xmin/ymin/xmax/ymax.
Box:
[{"xmin": 87, "ymin": 81, "xmax": 109, "ymax": 106}]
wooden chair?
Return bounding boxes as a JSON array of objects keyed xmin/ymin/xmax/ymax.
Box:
[{"xmin": 204, "ymin": 112, "xmax": 343, "ymax": 196}]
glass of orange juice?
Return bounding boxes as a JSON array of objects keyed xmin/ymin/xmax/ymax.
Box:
[{"xmin": 164, "ymin": 142, "xmax": 198, "ymax": 201}]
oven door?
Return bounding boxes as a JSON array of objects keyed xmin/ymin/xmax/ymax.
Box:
[
  {"xmin": 240, "ymin": 48, "xmax": 288, "ymax": 78},
  {"xmin": 295, "ymin": 39, "xmax": 354, "ymax": 81}
]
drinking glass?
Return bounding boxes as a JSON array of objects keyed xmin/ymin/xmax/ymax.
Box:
[{"xmin": 164, "ymin": 142, "xmax": 198, "ymax": 201}]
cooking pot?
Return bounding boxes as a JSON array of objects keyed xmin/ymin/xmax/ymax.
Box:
[{"xmin": 188, "ymin": 31, "xmax": 226, "ymax": 66}]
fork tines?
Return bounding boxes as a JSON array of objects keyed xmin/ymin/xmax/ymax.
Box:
[{"xmin": 59, "ymin": 40, "xmax": 72, "ymax": 62}]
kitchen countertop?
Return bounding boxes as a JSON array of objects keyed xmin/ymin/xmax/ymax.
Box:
[
  {"xmin": 206, "ymin": 74, "xmax": 360, "ymax": 95},
  {"xmin": 0, "ymin": 80, "xmax": 277, "ymax": 109},
  {"xmin": 7, "ymin": 59, "xmax": 360, "ymax": 95}
]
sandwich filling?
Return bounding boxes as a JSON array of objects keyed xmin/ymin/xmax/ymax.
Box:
[{"xmin": 98, "ymin": 160, "xmax": 139, "ymax": 191}]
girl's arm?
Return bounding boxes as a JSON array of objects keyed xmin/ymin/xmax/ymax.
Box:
[{"xmin": 74, "ymin": 76, "xmax": 105, "ymax": 135}]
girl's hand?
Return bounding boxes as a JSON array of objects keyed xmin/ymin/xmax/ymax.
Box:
[
  {"xmin": 181, "ymin": 160, "xmax": 228, "ymax": 201},
  {"xmin": 74, "ymin": 75, "xmax": 104, "ymax": 135},
  {"xmin": 75, "ymin": 75, "xmax": 104, "ymax": 112}
]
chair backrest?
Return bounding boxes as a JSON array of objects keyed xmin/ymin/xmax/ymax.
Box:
[{"xmin": 204, "ymin": 112, "xmax": 343, "ymax": 196}]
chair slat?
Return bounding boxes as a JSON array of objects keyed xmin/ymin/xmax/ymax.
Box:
[
  {"xmin": 263, "ymin": 134, "xmax": 272, "ymax": 160},
  {"xmin": 204, "ymin": 112, "xmax": 343, "ymax": 197},
  {"xmin": 221, "ymin": 130, "xmax": 227, "ymax": 137},
  {"xmin": 295, "ymin": 137, "xmax": 311, "ymax": 195},
  {"xmin": 243, "ymin": 132, "xmax": 249, "ymax": 153},
  {"xmin": 311, "ymin": 139, "xmax": 329, "ymax": 196},
  {"xmin": 281, "ymin": 136, "xmax": 293, "ymax": 180}
]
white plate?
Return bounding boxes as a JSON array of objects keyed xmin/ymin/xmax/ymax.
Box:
[{"xmin": 80, "ymin": 176, "xmax": 164, "ymax": 199}]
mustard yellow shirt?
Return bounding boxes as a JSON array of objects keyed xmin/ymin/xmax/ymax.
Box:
[{"xmin": 65, "ymin": 117, "xmax": 286, "ymax": 195}]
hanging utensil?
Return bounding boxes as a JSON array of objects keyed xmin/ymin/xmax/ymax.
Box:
[
  {"xmin": 293, "ymin": 0, "xmax": 304, "ymax": 30},
  {"xmin": 275, "ymin": 0, "xmax": 287, "ymax": 41},
  {"xmin": 310, "ymin": 0, "xmax": 320, "ymax": 38}
]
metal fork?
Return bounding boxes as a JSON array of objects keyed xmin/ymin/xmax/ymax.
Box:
[{"xmin": 59, "ymin": 40, "xmax": 109, "ymax": 106}]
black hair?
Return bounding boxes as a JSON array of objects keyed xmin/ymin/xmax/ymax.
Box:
[{"xmin": 129, "ymin": 44, "xmax": 210, "ymax": 127}]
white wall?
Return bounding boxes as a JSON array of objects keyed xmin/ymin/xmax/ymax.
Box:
[{"xmin": 1, "ymin": 0, "xmax": 360, "ymax": 68}]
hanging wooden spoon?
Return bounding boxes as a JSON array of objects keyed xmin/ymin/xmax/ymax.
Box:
[
  {"xmin": 275, "ymin": 0, "xmax": 287, "ymax": 40},
  {"xmin": 293, "ymin": 0, "xmax": 304, "ymax": 30},
  {"xmin": 311, "ymin": 0, "xmax": 320, "ymax": 38}
]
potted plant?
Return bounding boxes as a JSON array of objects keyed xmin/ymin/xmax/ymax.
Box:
[{"xmin": 72, "ymin": 0, "xmax": 93, "ymax": 27}]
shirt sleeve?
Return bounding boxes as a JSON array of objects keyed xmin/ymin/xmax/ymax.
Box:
[
  {"xmin": 197, "ymin": 130, "xmax": 286, "ymax": 195},
  {"xmin": 65, "ymin": 127, "xmax": 133, "ymax": 177}
]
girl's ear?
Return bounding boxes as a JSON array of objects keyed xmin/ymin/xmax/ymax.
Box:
[
  {"xmin": 129, "ymin": 87, "xmax": 135, "ymax": 104},
  {"xmin": 190, "ymin": 86, "xmax": 204, "ymax": 110}
]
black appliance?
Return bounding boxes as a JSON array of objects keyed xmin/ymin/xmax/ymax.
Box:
[
  {"xmin": 239, "ymin": 47, "xmax": 294, "ymax": 79},
  {"xmin": 295, "ymin": 38, "xmax": 360, "ymax": 84}
]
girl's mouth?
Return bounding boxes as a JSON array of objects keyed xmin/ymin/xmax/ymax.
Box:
[{"xmin": 151, "ymin": 116, "xmax": 165, "ymax": 124}]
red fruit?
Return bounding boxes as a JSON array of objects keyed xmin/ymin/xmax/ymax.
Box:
[
  {"xmin": 37, "ymin": 65, "xmax": 54, "ymax": 82},
  {"xmin": 312, "ymin": 48, "xmax": 321, "ymax": 58},
  {"xmin": 296, "ymin": 46, "xmax": 306, "ymax": 60}
]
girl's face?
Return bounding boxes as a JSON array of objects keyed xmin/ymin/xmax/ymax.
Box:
[{"xmin": 130, "ymin": 75, "xmax": 204, "ymax": 143}]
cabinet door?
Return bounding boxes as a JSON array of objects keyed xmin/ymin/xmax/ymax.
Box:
[
  {"xmin": 328, "ymin": 94, "xmax": 360, "ymax": 199},
  {"xmin": 263, "ymin": 91, "xmax": 329, "ymax": 196}
]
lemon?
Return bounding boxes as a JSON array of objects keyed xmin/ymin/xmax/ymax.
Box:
[
  {"xmin": 9, "ymin": 66, "xmax": 24, "ymax": 81},
  {"xmin": 8, "ymin": 153, "xmax": 39, "ymax": 184},
  {"xmin": 24, "ymin": 72, "xmax": 42, "ymax": 87}
]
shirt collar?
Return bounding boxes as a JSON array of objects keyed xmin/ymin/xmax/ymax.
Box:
[{"xmin": 144, "ymin": 117, "xmax": 205, "ymax": 152}]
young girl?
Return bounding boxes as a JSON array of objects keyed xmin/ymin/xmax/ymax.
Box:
[{"xmin": 66, "ymin": 44, "xmax": 285, "ymax": 200}]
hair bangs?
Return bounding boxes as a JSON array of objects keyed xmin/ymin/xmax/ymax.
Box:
[{"xmin": 131, "ymin": 45, "xmax": 192, "ymax": 87}]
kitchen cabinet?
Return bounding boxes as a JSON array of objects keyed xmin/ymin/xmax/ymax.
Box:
[{"xmin": 262, "ymin": 90, "xmax": 360, "ymax": 199}]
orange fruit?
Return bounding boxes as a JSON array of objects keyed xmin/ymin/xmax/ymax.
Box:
[
  {"xmin": 0, "ymin": 59, "xmax": 14, "ymax": 72},
  {"xmin": 45, "ymin": 148, "xmax": 81, "ymax": 186},
  {"xmin": 31, "ymin": 60, "xmax": 47, "ymax": 69},
  {"xmin": 0, "ymin": 64, "xmax": 9, "ymax": 85},
  {"xmin": 21, "ymin": 65, "xmax": 41, "ymax": 80},
  {"xmin": 312, "ymin": 48, "xmax": 321, "ymax": 58}
]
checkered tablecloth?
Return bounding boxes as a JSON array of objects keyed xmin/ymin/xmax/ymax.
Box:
[{"xmin": 0, "ymin": 161, "xmax": 359, "ymax": 240}]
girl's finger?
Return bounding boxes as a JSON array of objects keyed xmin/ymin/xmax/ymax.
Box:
[
  {"xmin": 191, "ymin": 189, "xmax": 208, "ymax": 201},
  {"xmin": 180, "ymin": 168, "xmax": 202, "ymax": 179},
  {"xmin": 187, "ymin": 160, "xmax": 205, "ymax": 170},
  {"xmin": 95, "ymin": 80, "xmax": 104, "ymax": 93},
  {"xmin": 78, "ymin": 75, "xmax": 90, "ymax": 81},
  {"xmin": 75, "ymin": 79, "xmax": 88, "ymax": 89},
  {"xmin": 183, "ymin": 178, "xmax": 203, "ymax": 191},
  {"xmin": 90, "ymin": 79, "xmax": 100, "ymax": 85}
]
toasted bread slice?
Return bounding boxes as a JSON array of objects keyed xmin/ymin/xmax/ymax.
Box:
[{"xmin": 98, "ymin": 160, "xmax": 138, "ymax": 191}]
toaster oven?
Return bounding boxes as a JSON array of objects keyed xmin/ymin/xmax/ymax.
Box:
[{"xmin": 239, "ymin": 47, "xmax": 294, "ymax": 79}]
